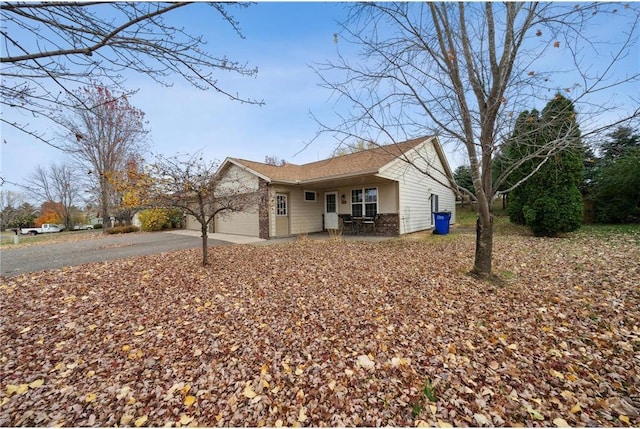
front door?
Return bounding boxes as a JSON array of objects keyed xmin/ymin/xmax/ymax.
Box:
[
  {"xmin": 275, "ymin": 193, "xmax": 289, "ymax": 237},
  {"xmin": 325, "ymin": 192, "xmax": 338, "ymax": 230}
]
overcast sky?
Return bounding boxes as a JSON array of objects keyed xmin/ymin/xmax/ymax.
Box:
[{"xmin": 1, "ymin": 2, "xmax": 638, "ymax": 200}]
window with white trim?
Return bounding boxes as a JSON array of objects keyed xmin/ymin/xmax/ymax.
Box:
[
  {"xmin": 351, "ymin": 187, "xmax": 377, "ymax": 217},
  {"xmin": 276, "ymin": 194, "xmax": 287, "ymax": 216}
]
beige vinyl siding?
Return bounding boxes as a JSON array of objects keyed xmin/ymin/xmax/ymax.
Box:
[
  {"xmin": 378, "ymin": 139, "xmax": 456, "ymax": 234},
  {"xmin": 219, "ymin": 164, "xmax": 260, "ymax": 193},
  {"xmin": 215, "ymin": 164, "xmax": 261, "ymax": 236},
  {"xmin": 216, "ymin": 208, "xmax": 259, "ymax": 236},
  {"xmin": 269, "ymin": 186, "xmax": 324, "ymax": 236},
  {"xmin": 186, "ymin": 164, "xmax": 262, "ymax": 235}
]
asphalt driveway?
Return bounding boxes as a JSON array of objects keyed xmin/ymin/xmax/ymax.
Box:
[{"xmin": 0, "ymin": 231, "xmax": 233, "ymax": 276}]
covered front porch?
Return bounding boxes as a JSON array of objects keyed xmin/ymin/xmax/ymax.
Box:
[{"xmin": 270, "ymin": 174, "xmax": 402, "ymax": 238}]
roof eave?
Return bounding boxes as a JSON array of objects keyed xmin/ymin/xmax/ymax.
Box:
[
  {"xmin": 223, "ymin": 158, "xmax": 273, "ymax": 183},
  {"xmin": 297, "ymin": 168, "xmax": 381, "ymax": 185}
]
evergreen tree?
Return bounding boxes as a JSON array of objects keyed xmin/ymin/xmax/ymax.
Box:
[
  {"xmin": 506, "ymin": 95, "xmax": 584, "ymax": 236},
  {"xmin": 453, "ymin": 165, "xmax": 476, "ymax": 198},
  {"xmin": 592, "ymin": 127, "xmax": 640, "ymax": 223}
]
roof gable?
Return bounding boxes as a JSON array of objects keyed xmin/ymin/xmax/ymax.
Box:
[{"xmin": 226, "ymin": 136, "xmax": 434, "ymax": 184}]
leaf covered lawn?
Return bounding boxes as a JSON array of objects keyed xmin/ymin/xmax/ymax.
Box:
[{"xmin": 1, "ymin": 233, "xmax": 639, "ymax": 427}]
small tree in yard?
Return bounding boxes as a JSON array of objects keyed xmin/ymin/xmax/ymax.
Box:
[
  {"xmin": 106, "ymin": 156, "xmax": 153, "ymax": 226},
  {"xmin": 149, "ymin": 153, "xmax": 257, "ymax": 266}
]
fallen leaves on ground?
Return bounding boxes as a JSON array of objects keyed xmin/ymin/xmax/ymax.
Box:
[{"xmin": 1, "ymin": 233, "xmax": 638, "ymax": 426}]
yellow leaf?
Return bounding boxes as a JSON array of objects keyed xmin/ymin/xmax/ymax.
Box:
[
  {"xmin": 184, "ymin": 395, "xmax": 196, "ymax": 407},
  {"xmin": 120, "ymin": 414, "xmax": 134, "ymax": 426},
  {"xmin": 20, "ymin": 326, "xmax": 31, "ymax": 334},
  {"xmin": 204, "ymin": 301, "xmax": 212, "ymax": 308},
  {"xmin": 134, "ymin": 415, "xmax": 148, "ymax": 427},
  {"xmin": 85, "ymin": 393, "xmax": 97, "ymax": 403},
  {"xmin": 298, "ymin": 406, "xmax": 308, "ymax": 423},
  {"xmin": 260, "ymin": 363, "xmax": 269, "ymax": 376},
  {"xmin": 29, "ymin": 379, "xmax": 44, "ymax": 389},
  {"xmin": 243, "ymin": 384, "xmax": 257, "ymax": 399},
  {"xmin": 230, "ymin": 345, "xmax": 239, "ymax": 352},
  {"xmin": 180, "ymin": 414, "xmax": 194, "ymax": 425},
  {"xmin": 6, "ymin": 384, "xmax": 28, "ymax": 396},
  {"xmin": 86, "ymin": 370, "xmax": 95, "ymax": 378},
  {"xmin": 507, "ymin": 343, "xmax": 518, "ymax": 350},
  {"xmin": 89, "ymin": 324, "xmax": 97, "ymax": 331},
  {"xmin": 415, "ymin": 420, "xmax": 430, "ymax": 427},
  {"xmin": 133, "ymin": 329, "xmax": 145, "ymax": 336},
  {"xmin": 553, "ymin": 418, "xmax": 570, "ymax": 427},
  {"xmin": 357, "ymin": 354, "xmax": 375, "ymax": 370},
  {"xmin": 122, "ymin": 345, "xmax": 131, "ymax": 352},
  {"xmin": 275, "ymin": 419, "xmax": 284, "ymax": 427},
  {"xmin": 474, "ymin": 413, "xmax": 489, "ymax": 425},
  {"xmin": 570, "ymin": 404, "xmax": 581, "ymax": 414},
  {"xmin": 438, "ymin": 420, "xmax": 453, "ymax": 428},
  {"xmin": 117, "ymin": 386, "xmax": 132, "ymax": 400},
  {"xmin": 295, "ymin": 367, "xmax": 304, "ymax": 376},
  {"xmin": 391, "ymin": 357, "xmax": 411, "ymax": 367},
  {"xmin": 180, "ymin": 384, "xmax": 191, "ymax": 395},
  {"xmin": 550, "ymin": 369, "xmax": 564, "ymax": 379},
  {"xmin": 560, "ymin": 390, "xmax": 574, "ymax": 400},
  {"xmin": 619, "ymin": 415, "xmax": 630, "ymax": 424}
]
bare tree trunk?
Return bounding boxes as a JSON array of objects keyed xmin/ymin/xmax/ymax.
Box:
[
  {"xmin": 473, "ymin": 213, "xmax": 493, "ymax": 278},
  {"xmin": 201, "ymin": 223, "xmax": 209, "ymax": 266},
  {"xmin": 100, "ymin": 177, "xmax": 110, "ymax": 234}
]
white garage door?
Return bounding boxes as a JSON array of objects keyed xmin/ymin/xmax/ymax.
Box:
[{"xmin": 215, "ymin": 210, "xmax": 259, "ymax": 237}]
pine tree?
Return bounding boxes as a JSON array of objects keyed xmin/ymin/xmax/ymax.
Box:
[{"xmin": 506, "ymin": 95, "xmax": 584, "ymax": 236}]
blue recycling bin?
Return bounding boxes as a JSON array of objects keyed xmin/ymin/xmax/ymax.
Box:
[{"xmin": 433, "ymin": 211, "xmax": 451, "ymax": 235}]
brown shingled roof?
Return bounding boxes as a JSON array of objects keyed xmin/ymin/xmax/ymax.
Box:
[{"xmin": 229, "ymin": 136, "xmax": 431, "ymax": 184}]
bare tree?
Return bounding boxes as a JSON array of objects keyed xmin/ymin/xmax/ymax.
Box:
[
  {"xmin": 1, "ymin": 2, "xmax": 263, "ymax": 152},
  {"xmin": 264, "ymin": 155, "xmax": 287, "ymax": 166},
  {"xmin": 334, "ymin": 139, "xmax": 377, "ymax": 156},
  {"xmin": 58, "ymin": 85, "xmax": 148, "ymax": 233},
  {"xmin": 27, "ymin": 163, "xmax": 80, "ymax": 230},
  {"xmin": 315, "ymin": 2, "xmax": 640, "ymax": 278},
  {"xmin": 149, "ymin": 153, "xmax": 258, "ymax": 266},
  {"xmin": 0, "ymin": 189, "xmax": 28, "ymax": 230}
]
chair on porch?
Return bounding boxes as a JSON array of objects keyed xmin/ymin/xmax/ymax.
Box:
[
  {"xmin": 341, "ymin": 214, "xmax": 356, "ymax": 235},
  {"xmin": 360, "ymin": 214, "xmax": 378, "ymax": 235}
]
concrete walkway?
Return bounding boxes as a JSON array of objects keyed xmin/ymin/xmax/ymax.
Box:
[{"xmin": 167, "ymin": 229, "xmax": 396, "ymax": 245}]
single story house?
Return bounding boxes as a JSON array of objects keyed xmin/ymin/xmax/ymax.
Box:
[{"xmin": 186, "ymin": 136, "xmax": 457, "ymax": 239}]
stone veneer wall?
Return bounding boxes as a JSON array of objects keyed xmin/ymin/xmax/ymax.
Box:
[
  {"xmin": 258, "ymin": 179, "xmax": 270, "ymax": 239},
  {"xmin": 374, "ymin": 213, "xmax": 399, "ymax": 236}
]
